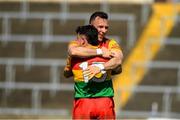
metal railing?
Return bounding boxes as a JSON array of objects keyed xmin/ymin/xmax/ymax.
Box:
[
  {"xmin": 0, "ymin": 1, "xmax": 136, "ymax": 49},
  {"xmin": 0, "ymin": 58, "xmax": 180, "ymax": 117},
  {"xmin": 117, "ymin": 86, "xmax": 180, "ymax": 119},
  {"xmin": 0, "ymin": 58, "xmax": 72, "ymax": 116}
]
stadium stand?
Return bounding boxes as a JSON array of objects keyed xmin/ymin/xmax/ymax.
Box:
[
  {"xmin": 0, "ymin": 0, "xmax": 179, "ymax": 119},
  {"xmin": 120, "ymin": 3, "xmax": 180, "ymax": 119}
]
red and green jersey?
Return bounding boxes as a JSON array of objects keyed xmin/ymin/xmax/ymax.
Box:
[{"xmin": 69, "ymin": 38, "xmax": 122, "ymax": 98}]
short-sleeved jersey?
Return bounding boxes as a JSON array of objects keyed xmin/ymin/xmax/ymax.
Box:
[{"xmin": 66, "ymin": 38, "xmax": 121, "ymax": 98}]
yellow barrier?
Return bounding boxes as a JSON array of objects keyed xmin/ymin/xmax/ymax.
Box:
[{"xmin": 113, "ymin": 3, "xmax": 179, "ymax": 112}]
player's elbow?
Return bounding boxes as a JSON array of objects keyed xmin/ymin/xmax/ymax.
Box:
[
  {"xmin": 64, "ymin": 67, "xmax": 73, "ymax": 78},
  {"xmin": 64, "ymin": 70, "xmax": 73, "ymax": 78},
  {"xmin": 115, "ymin": 58, "xmax": 121, "ymax": 67},
  {"xmin": 111, "ymin": 65, "xmax": 122, "ymax": 75}
]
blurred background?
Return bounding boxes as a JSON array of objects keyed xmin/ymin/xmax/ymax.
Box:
[{"xmin": 0, "ymin": 0, "xmax": 180, "ymax": 119}]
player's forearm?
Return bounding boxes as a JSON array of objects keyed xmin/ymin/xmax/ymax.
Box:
[
  {"xmin": 103, "ymin": 50, "xmax": 123, "ymax": 70},
  {"xmin": 103, "ymin": 57, "xmax": 121, "ymax": 70},
  {"xmin": 68, "ymin": 46, "xmax": 99, "ymax": 57}
]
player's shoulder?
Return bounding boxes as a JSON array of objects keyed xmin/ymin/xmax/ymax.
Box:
[
  {"xmin": 105, "ymin": 37, "xmax": 117, "ymax": 42},
  {"xmin": 105, "ymin": 38, "xmax": 119, "ymax": 45},
  {"xmin": 69, "ymin": 40, "xmax": 77, "ymax": 44},
  {"xmin": 105, "ymin": 38, "xmax": 122, "ymax": 50},
  {"xmin": 69, "ymin": 40, "xmax": 78, "ymax": 46}
]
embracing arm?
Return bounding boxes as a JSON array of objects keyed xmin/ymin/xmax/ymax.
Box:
[
  {"xmin": 68, "ymin": 44, "xmax": 97, "ymax": 57},
  {"xmin": 68, "ymin": 41, "xmax": 111, "ymax": 58},
  {"xmin": 64, "ymin": 40, "xmax": 111, "ymax": 78},
  {"xmin": 83, "ymin": 49, "xmax": 123, "ymax": 80},
  {"xmin": 103, "ymin": 49, "xmax": 123, "ymax": 70},
  {"xmin": 83, "ymin": 40, "xmax": 124, "ymax": 79},
  {"xmin": 103, "ymin": 40, "xmax": 123, "ymax": 74}
]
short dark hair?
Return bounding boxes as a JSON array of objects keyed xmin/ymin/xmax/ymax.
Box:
[
  {"xmin": 76, "ymin": 25, "xmax": 99, "ymax": 46},
  {"xmin": 89, "ymin": 11, "xmax": 108, "ymax": 24}
]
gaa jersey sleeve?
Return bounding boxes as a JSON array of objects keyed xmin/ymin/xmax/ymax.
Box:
[
  {"xmin": 69, "ymin": 40, "xmax": 79, "ymax": 47},
  {"xmin": 108, "ymin": 39, "xmax": 122, "ymax": 52}
]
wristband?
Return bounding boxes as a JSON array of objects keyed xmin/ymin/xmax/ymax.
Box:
[
  {"xmin": 97, "ymin": 64, "xmax": 106, "ymax": 74},
  {"xmin": 97, "ymin": 64, "xmax": 105, "ymax": 71},
  {"xmin": 96, "ymin": 48, "xmax": 103, "ymax": 55}
]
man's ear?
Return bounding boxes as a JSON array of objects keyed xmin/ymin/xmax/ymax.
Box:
[{"xmin": 81, "ymin": 39, "xmax": 88, "ymax": 47}]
